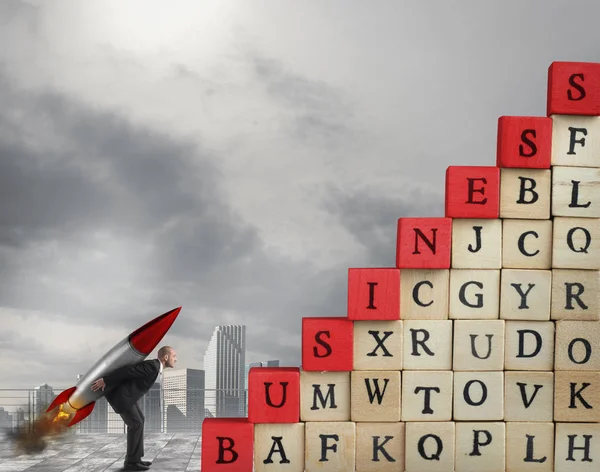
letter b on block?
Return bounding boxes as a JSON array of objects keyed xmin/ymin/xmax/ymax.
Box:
[
  {"xmin": 247, "ymin": 367, "xmax": 300, "ymax": 423},
  {"xmin": 347, "ymin": 268, "xmax": 400, "ymax": 320},
  {"xmin": 201, "ymin": 418, "xmax": 254, "ymax": 471}
]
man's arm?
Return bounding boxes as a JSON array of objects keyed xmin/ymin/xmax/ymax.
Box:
[{"xmin": 103, "ymin": 360, "xmax": 157, "ymax": 387}]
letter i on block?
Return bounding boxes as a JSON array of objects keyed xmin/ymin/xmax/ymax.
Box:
[
  {"xmin": 445, "ymin": 166, "xmax": 500, "ymax": 218},
  {"xmin": 301, "ymin": 317, "xmax": 353, "ymax": 371},
  {"xmin": 396, "ymin": 217, "xmax": 452, "ymax": 269},
  {"xmin": 547, "ymin": 61, "xmax": 600, "ymax": 116},
  {"xmin": 496, "ymin": 116, "xmax": 552, "ymax": 168},
  {"xmin": 201, "ymin": 418, "xmax": 254, "ymax": 471},
  {"xmin": 347, "ymin": 268, "xmax": 400, "ymax": 320},
  {"xmin": 247, "ymin": 367, "xmax": 300, "ymax": 423}
]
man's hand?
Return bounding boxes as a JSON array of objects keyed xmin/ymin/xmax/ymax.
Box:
[{"xmin": 91, "ymin": 378, "xmax": 106, "ymax": 392}]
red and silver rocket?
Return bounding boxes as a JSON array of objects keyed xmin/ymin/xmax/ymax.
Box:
[{"xmin": 46, "ymin": 306, "xmax": 181, "ymax": 427}]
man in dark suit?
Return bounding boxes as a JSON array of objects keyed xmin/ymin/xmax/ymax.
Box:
[{"xmin": 91, "ymin": 346, "xmax": 177, "ymax": 471}]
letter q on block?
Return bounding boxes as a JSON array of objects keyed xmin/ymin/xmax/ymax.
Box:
[
  {"xmin": 347, "ymin": 268, "xmax": 400, "ymax": 320},
  {"xmin": 301, "ymin": 317, "xmax": 353, "ymax": 371},
  {"xmin": 247, "ymin": 367, "xmax": 300, "ymax": 424},
  {"xmin": 445, "ymin": 166, "xmax": 500, "ymax": 219},
  {"xmin": 201, "ymin": 418, "xmax": 254, "ymax": 472}
]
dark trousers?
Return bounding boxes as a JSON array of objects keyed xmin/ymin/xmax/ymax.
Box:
[{"xmin": 119, "ymin": 402, "xmax": 145, "ymax": 463}]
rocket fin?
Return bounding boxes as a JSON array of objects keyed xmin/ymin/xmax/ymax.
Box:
[
  {"xmin": 68, "ymin": 401, "xmax": 95, "ymax": 427},
  {"xmin": 46, "ymin": 386, "xmax": 76, "ymax": 412}
]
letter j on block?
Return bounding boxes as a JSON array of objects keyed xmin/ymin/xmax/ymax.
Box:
[
  {"xmin": 201, "ymin": 418, "xmax": 254, "ymax": 471},
  {"xmin": 247, "ymin": 367, "xmax": 300, "ymax": 424},
  {"xmin": 445, "ymin": 166, "xmax": 500, "ymax": 218},
  {"xmin": 302, "ymin": 317, "xmax": 353, "ymax": 371},
  {"xmin": 396, "ymin": 217, "xmax": 452, "ymax": 269},
  {"xmin": 347, "ymin": 268, "xmax": 400, "ymax": 320},
  {"xmin": 547, "ymin": 61, "xmax": 600, "ymax": 116}
]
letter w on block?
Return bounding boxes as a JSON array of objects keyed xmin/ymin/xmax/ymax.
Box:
[{"xmin": 396, "ymin": 217, "xmax": 452, "ymax": 269}]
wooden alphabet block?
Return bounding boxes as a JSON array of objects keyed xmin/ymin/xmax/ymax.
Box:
[
  {"xmin": 404, "ymin": 422, "xmax": 455, "ymax": 472},
  {"xmin": 445, "ymin": 165, "xmax": 500, "ymax": 218},
  {"xmin": 304, "ymin": 421, "xmax": 355, "ymax": 472},
  {"xmin": 402, "ymin": 320, "xmax": 453, "ymax": 370},
  {"xmin": 502, "ymin": 219, "xmax": 552, "ymax": 269},
  {"xmin": 554, "ymin": 423, "xmax": 600, "ymax": 471},
  {"xmin": 449, "ymin": 269, "xmax": 500, "ymax": 319},
  {"xmin": 355, "ymin": 422, "xmax": 405, "ymax": 472},
  {"xmin": 551, "ymin": 115, "xmax": 600, "ymax": 167},
  {"xmin": 555, "ymin": 320, "xmax": 600, "ymax": 371},
  {"xmin": 554, "ymin": 371, "xmax": 600, "ymax": 422},
  {"xmin": 301, "ymin": 317, "xmax": 353, "ymax": 371},
  {"xmin": 399, "ymin": 269, "xmax": 449, "ymax": 319},
  {"xmin": 547, "ymin": 61, "xmax": 600, "ymax": 116},
  {"xmin": 201, "ymin": 418, "xmax": 254, "ymax": 471},
  {"xmin": 254, "ymin": 423, "xmax": 304, "ymax": 472},
  {"xmin": 351, "ymin": 370, "xmax": 401, "ymax": 422},
  {"xmin": 504, "ymin": 321, "xmax": 555, "ymax": 371},
  {"xmin": 300, "ymin": 371, "xmax": 350, "ymax": 422},
  {"xmin": 552, "ymin": 166, "xmax": 600, "ymax": 218},
  {"xmin": 500, "ymin": 169, "xmax": 551, "ymax": 219},
  {"xmin": 496, "ymin": 116, "xmax": 552, "ymax": 169},
  {"xmin": 247, "ymin": 367, "xmax": 300, "ymax": 423},
  {"xmin": 451, "ymin": 218, "xmax": 502, "ymax": 269},
  {"xmin": 551, "ymin": 270, "xmax": 600, "ymax": 320},
  {"xmin": 347, "ymin": 268, "xmax": 400, "ymax": 320},
  {"xmin": 353, "ymin": 320, "xmax": 403, "ymax": 371},
  {"xmin": 500, "ymin": 269, "xmax": 552, "ymax": 321},
  {"xmin": 552, "ymin": 217, "xmax": 600, "ymax": 269},
  {"xmin": 401, "ymin": 370, "xmax": 453, "ymax": 422},
  {"xmin": 504, "ymin": 371, "xmax": 554, "ymax": 422},
  {"xmin": 453, "ymin": 320, "xmax": 505, "ymax": 371},
  {"xmin": 455, "ymin": 422, "xmax": 506, "ymax": 472},
  {"xmin": 453, "ymin": 371, "xmax": 504, "ymax": 420},
  {"xmin": 395, "ymin": 217, "xmax": 452, "ymax": 269},
  {"xmin": 506, "ymin": 422, "xmax": 554, "ymax": 472}
]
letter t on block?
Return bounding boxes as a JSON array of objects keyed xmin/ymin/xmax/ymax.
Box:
[
  {"xmin": 302, "ymin": 317, "xmax": 353, "ymax": 371},
  {"xmin": 247, "ymin": 367, "xmax": 300, "ymax": 423},
  {"xmin": 445, "ymin": 166, "xmax": 500, "ymax": 218},
  {"xmin": 396, "ymin": 217, "xmax": 452, "ymax": 268},
  {"xmin": 347, "ymin": 268, "xmax": 400, "ymax": 320},
  {"xmin": 201, "ymin": 418, "xmax": 254, "ymax": 471},
  {"xmin": 547, "ymin": 61, "xmax": 600, "ymax": 116},
  {"xmin": 496, "ymin": 116, "xmax": 552, "ymax": 169}
]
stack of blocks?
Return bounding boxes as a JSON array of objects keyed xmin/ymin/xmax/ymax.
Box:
[{"xmin": 201, "ymin": 61, "xmax": 600, "ymax": 471}]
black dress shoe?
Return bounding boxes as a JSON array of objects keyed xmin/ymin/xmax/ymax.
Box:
[
  {"xmin": 123, "ymin": 462, "xmax": 149, "ymax": 471},
  {"xmin": 141, "ymin": 461, "xmax": 152, "ymax": 466}
]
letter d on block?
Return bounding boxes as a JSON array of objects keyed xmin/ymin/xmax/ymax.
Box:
[{"xmin": 201, "ymin": 418, "xmax": 254, "ymax": 471}]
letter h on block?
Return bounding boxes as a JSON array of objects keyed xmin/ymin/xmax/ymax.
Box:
[
  {"xmin": 445, "ymin": 166, "xmax": 500, "ymax": 218},
  {"xmin": 201, "ymin": 418, "xmax": 254, "ymax": 471},
  {"xmin": 396, "ymin": 217, "xmax": 452, "ymax": 269},
  {"xmin": 302, "ymin": 317, "xmax": 353, "ymax": 371}
]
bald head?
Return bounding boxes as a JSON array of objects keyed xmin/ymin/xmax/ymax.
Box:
[{"xmin": 157, "ymin": 345, "xmax": 177, "ymax": 368}]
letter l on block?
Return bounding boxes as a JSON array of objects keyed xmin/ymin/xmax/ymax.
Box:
[
  {"xmin": 396, "ymin": 218, "xmax": 452, "ymax": 269},
  {"xmin": 201, "ymin": 418, "xmax": 254, "ymax": 471}
]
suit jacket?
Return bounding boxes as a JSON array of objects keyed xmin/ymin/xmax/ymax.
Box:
[{"xmin": 103, "ymin": 359, "xmax": 160, "ymax": 414}]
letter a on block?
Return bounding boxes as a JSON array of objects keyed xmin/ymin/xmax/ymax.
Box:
[
  {"xmin": 496, "ymin": 116, "xmax": 552, "ymax": 169},
  {"xmin": 247, "ymin": 367, "xmax": 300, "ymax": 424},
  {"xmin": 445, "ymin": 166, "xmax": 500, "ymax": 218},
  {"xmin": 302, "ymin": 317, "xmax": 353, "ymax": 371},
  {"xmin": 396, "ymin": 217, "xmax": 452, "ymax": 269},
  {"xmin": 347, "ymin": 268, "xmax": 400, "ymax": 320},
  {"xmin": 201, "ymin": 418, "xmax": 254, "ymax": 471},
  {"xmin": 547, "ymin": 61, "xmax": 600, "ymax": 116}
]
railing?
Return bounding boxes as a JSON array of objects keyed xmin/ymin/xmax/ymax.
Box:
[{"xmin": 0, "ymin": 387, "xmax": 249, "ymax": 435}]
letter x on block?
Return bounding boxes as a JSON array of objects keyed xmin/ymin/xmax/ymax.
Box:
[{"xmin": 396, "ymin": 217, "xmax": 452, "ymax": 269}]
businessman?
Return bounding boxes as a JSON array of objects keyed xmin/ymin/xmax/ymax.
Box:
[{"xmin": 91, "ymin": 346, "xmax": 177, "ymax": 471}]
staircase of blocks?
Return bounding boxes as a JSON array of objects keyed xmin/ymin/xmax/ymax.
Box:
[{"xmin": 200, "ymin": 61, "xmax": 600, "ymax": 471}]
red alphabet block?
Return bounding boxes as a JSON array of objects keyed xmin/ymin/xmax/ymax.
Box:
[
  {"xmin": 445, "ymin": 166, "xmax": 500, "ymax": 218},
  {"xmin": 496, "ymin": 116, "xmax": 552, "ymax": 169},
  {"xmin": 301, "ymin": 317, "xmax": 353, "ymax": 371},
  {"xmin": 396, "ymin": 217, "xmax": 452, "ymax": 269},
  {"xmin": 201, "ymin": 418, "xmax": 253, "ymax": 471},
  {"xmin": 547, "ymin": 61, "xmax": 600, "ymax": 116},
  {"xmin": 247, "ymin": 367, "xmax": 300, "ymax": 424},
  {"xmin": 347, "ymin": 268, "xmax": 400, "ymax": 320}
]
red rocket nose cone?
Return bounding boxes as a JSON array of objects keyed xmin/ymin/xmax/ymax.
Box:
[{"xmin": 129, "ymin": 306, "xmax": 181, "ymax": 355}]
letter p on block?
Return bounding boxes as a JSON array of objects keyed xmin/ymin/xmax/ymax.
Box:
[
  {"xmin": 201, "ymin": 418, "xmax": 253, "ymax": 471},
  {"xmin": 247, "ymin": 367, "xmax": 300, "ymax": 423}
]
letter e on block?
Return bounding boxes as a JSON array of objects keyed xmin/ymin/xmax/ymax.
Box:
[
  {"xmin": 547, "ymin": 61, "xmax": 600, "ymax": 116},
  {"xmin": 396, "ymin": 217, "xmax": 452, "ymax": 269},
  {"xmin": 496, "ymin": 116, "xmax": 552, "ymax": 169},
  {"xmin": 247, "ymin": 367, "xmax": 300, "ymax": 423},
  {"xmin": 302, "ymin": 317, "xmax": 353, "ymax": 371},
  {"xmin": 347, "ymin": 268, "xmax": 400, "ymax": 320},
  {"xmin": 201, "ymin": 418, "xmax": 254, "ymax": 471},
  {"xmin": 445, "ymin": 166, "xmax": 500, "ymax": 218}
]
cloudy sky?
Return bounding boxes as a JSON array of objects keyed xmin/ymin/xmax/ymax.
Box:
[{"xmin": 1, "ymin": 0, "xmax": 600, "ymax": 395}]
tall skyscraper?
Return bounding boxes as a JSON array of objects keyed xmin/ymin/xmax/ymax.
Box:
[
  {"xmin": 163, "ymin": 369, "xmax": 205, "ymax": 432},
  {"xmin": 203, "ymin": 325, "xmax": 246, "ymax": 417},
  {"xmin": 32, "ymin": 384, "xmax": 54, "ymax": 415}
]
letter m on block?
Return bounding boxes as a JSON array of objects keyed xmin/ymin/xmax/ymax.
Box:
[{"xmin": 396, "ymin": 218, "xmax": 452, "ymax": 269}]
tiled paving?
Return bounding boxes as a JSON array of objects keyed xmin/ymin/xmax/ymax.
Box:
[{"xmin": 0, "ymin": 433, "xmax": 201, "ymax": 472}]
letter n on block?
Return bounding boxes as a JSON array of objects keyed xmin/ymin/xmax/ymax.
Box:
[
  {"xmin": 201, "ymin": 418, "xmax": 253, "ymax": 471},
  {"xmin": 445, "ymin": 166, "xmax": 500, "ymax": 218},
  {"xmin": 247, "ymin": 367, "xmax": 300, "ymax": 423},
  {"xmin": 396, "ymin": 217, "xmax": 452, "ymax": 269},
  {"xmin": 496, "ymin": 116, "xmax": 552, "ymax": 169},
  {"xmin": 547, "ymin": 61, "xmax": 600, "ymax": 116},
  {"xmin": 347, "ymin": 268, "xmax": 400, "ymax": 320},
  {"xmin": 302, "ymin": 317, "xmax": 353, "ymax": 371}
]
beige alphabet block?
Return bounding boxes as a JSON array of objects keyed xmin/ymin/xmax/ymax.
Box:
[
  {"xmin": 551, "ymin": 114, "xmax": 600, "ymax": 168},
  {"xmin": 399, "ymin": 269, "xmax": 449, "ymax": 319},
  {"xmin": 300, "ymin": 371, "xmax": 350, "ymax": 421},
  {"xmin": 500, "ymin": 168, "xmax": 551, "ymax": 219},
  {"xmin": 305, "ymin": 421, "xmax": 355, "ymax": 471},
  {"xmin": 453, "ymin": 320, "xmax": 505, "ymax": 371},
  {"xmin": 551, "ymin": 270, "xmax": 600, "ymax": 320},
  {"xmin": 351, "ymin": 370, "xmax": 401, "ymax": 422},
  {"xmin": 455, "ymin": 422, "xmax": 505, "ymax": 472},
  {"xmin": 449, "ymin": 269, "xmax": 500, "ymax": 319},
  {"xmin": 554, "ymin": 422, "xmax": 600, "ymax": 472},
  {"xmin": 504, "ymin": 371, "xmax": 554, "ymax": 422},
  {"xmin": 552, "ymin": 166, "xmax": 600, "ymax": 218},
  {"xmin": 555, "ymin": 320, "xmax": 600, "ymax": 371},
  {"xmin": 554, "ymin": 371, "xmax": 600, "ymax": 422},
  {"xmin": 353, "ymin": 320, "xmax": 403, "ymax": 371},
  {"xmin": 500, "ymin": 269, "xmax": 552, "ymax": 320},
  {"xmin": 453, "ymin": 371, "xmax": 504, "ymax": 421},
  {"xmin": 504, "ymin": 321, "xmax": 555, "ymax": 371},
  {"xmin": 552, "ymin": 217, "xmax": 600, "ymax": 269},
  {"xmin": 356, "ymin": 422, "xmax": 405, "ymax": 472},
  {"xmin": 502, "ymin": 219, "xmax": 552, "ymax": 269},
  {"xmin": 402, "ymin": 320, "xmax": 453, "ymax": 370},
  {"xmin": 254, "ymin": 423, "xmax": 305, "ymax": 472},
  {"xmin": 506, "ymin": 422, "xmax": 554, "ymax": 472},
  {"xmin": 401, "ymin": 370, "xmax": 453, "ymax": 422},
  {"xmin": 451, "ymin": 219, "xmax": 502, "ymax": 269},
  {"xmin": 404, "ymin": 422, "xmax": 455, "ymax": 472}
]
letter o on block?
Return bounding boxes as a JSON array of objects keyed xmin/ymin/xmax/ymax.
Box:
[
  {"xmin": 247, "ymin": 367, "xmax": 300, "ymax": 423},
  {"xmin": 201, "ymin": 418, "xmax": 254, "ymax": 471}
]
